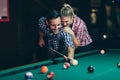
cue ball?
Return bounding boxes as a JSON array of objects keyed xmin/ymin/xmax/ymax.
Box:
[
  {"xmin": 25, "ymin": 72, "xmax": 33, "ymax": 80},
  {"xmin": 88, "ymin": 65, "xmax": 95, "ymax": 73},
  {"xmin": 70, "ymin": 59, "xmax": 78, "ymax": 66},
  {"xmin": 63, "ymin": 62, "xmax": 70, "ymax": 69},
  {"xmin": 100, "ymin": 49, "xmax": 105, "ymax": 54},
  {"xmin": 47, "ymin": 72, "xmax": 54, "ymax": 79},
  {"xmin": 117, "ymin": 62, "xmax": 120, "ymax": 68},
  {"xmin": 41, "ymin": 66, "xmax": 48, "ymax": 73}
]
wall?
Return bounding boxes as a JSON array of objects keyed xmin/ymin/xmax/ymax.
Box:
[{"xmin": 0, "ymin": 0, "xmax": 33, "ymax": 70}]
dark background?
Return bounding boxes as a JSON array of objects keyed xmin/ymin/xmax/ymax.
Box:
[{"xmin": 0, "ymin": 0, "xmax": 120, "ymax": 70}]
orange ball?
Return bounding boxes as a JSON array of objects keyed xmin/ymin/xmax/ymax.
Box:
[{"xmin": 41, "ymin": 66, "xmax": 48, "ymax": 73}]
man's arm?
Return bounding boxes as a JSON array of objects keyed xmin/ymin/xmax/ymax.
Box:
[
  {"xmin": 63, "ymin": 27, "xmax": 80, "ymax": 48},
  {"xmin": 63, "ymin": 32, "xmax": 75, "ymax": 59},
  {"xmin": 38, "ymin": 31, "xmax": 45, "ymax": 47},
  {"xmin": 38, "ymin": 17, "xmax": 47, "ymax": 47},
  {"xmin": 67, "ymin": 46, "xmax": 75, "ymax": 59}
]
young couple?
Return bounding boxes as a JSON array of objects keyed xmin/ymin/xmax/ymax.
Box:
[{"xmin": 38, "ymin": 4, "xmax": 93, "ymax": 63}]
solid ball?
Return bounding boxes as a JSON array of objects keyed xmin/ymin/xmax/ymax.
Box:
[
  {"xmin": 100, "ymin": 49, "xmax": 105, "ymax": 54},
  {"xmin": 47, "ymin": 72, "xmax": 54, "ymax": 79},
  {"xmin": 70, "ymin": 59, "xmax": 78, "ymax": 66},
  {"xmin": 63, "ymin": 62, "xmax": 70, "ymax": 69},
  {"xmin": 117, "ymin": 62, "xmax": 120, "ymax": 68},
  {"xmin": 25, "ymin": 72, "xmax": 33, "ymax": 80},
  {"xmin": 88, "ymin": 65, "xmax": 95, "ymax": 73},
  {"xmin": 41, "ymin": 66, "xmax": 48, "ymax": 73}
]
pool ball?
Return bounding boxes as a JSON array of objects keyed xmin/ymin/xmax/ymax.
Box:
[
  {"xmin": 100, "ymin": 49, "xmax": 105, "ymax": 54},
  {"xmin": 63, "ymin": 62, "xmax": 70, "ymax": 69},
  {"xmin": 117, "ymin": 62, "xmax": 120, "ymax": 68},
  {"xmin": 47, "ymin": 72, "xmax": 54, "ymax": 79},
  {"xmin": 88, "ymin": 65, "xmax": 95, "ymax": 73},
  {"xmin": 70, "ymin": 59, "xmax": 78, "ymax": 66},
  {"xmin": 41, "ymin": 66, "xmax": 48, "ymax": 73},
  {"xmin": 103, "ymin": 35, "xmax": 107, "ymax": 39},
  {"xmin": 25, "ymin": 72, "xmax": 33, "ymax": 80}
]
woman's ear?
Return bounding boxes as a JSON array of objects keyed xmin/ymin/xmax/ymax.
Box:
[
  {"xmin": 71, "ymin": 16, "xmax": 74, "ymax": 20},
  {"xmin": 70, "ymin": 16, "xmax": 74, "ymax": 23}
]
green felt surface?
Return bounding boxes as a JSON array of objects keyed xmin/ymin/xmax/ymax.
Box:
[{"xmin": 0, "ymin": 49, "xmax": 120, "ymax": 80}]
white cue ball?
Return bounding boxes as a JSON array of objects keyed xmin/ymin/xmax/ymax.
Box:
[
  {"xmin": 70, "ymin": 59, "xmax": 78, "ymax": 66},
  {"xmin": 100, "ymin": 49, "xmax": 105, "ymax": 54}
]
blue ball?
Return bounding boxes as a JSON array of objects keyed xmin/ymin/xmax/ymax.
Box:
[{"xmin": 25, "ymin": 72, "xmax": 33, "ymax": 80}]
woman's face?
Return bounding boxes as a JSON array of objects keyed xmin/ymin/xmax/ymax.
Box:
[{"xmin": 61, "ymin": 16, "xmax": 73, "ymax": 27}]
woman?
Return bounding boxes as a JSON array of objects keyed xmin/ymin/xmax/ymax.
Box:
[{"xmin": 60, "ymin": 4, "xmax": 93, "ymax": 53}]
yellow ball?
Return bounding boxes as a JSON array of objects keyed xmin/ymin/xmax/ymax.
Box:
[{"xmin": 70, "ymin": 59, "xmax": 78, "ymax": 66}]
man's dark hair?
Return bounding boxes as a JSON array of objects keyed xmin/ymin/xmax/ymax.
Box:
[{"xmin": 46, "ymin": 10, "xmax": 60, "ymax": 22}]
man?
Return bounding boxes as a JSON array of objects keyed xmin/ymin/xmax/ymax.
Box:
[{"xmin": 38, "ymin": 10, "xmax": 75, "ymax": 63}]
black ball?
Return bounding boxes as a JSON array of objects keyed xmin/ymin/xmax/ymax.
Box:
[
  {"xmin": 88, "ymin": 65, "xmax": 95, "ymax": 73},
  {"xmin": 117, "ymin": 62, "xmax": 120, "ymax": 68}
]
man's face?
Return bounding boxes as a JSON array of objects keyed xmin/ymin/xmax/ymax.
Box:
[
  {"xmin": 48, "ymin": 17, "xmax": 61, "ymax": 34},
  {"xmin": 61, "ymin": 16, "xmax": 73, "ymax": 27}
]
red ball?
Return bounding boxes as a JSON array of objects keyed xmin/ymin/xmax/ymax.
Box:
[
  {"xmin": 63, "ymin": 62, "xmax": 70, "ymax": 69},
  {"xmin": 47, "ymin": 72, "xmax": 54, "ymax": 79}
]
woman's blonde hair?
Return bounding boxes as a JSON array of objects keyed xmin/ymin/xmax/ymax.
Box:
[{"xmin": 60, "ymin": 4, "xmax": 75, "ymax": 18}]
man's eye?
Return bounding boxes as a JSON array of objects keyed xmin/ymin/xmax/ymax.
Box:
[
  {"xmin": 57, "ymin": 24, "xmax": 61, "ymax": 26},
  {"xmin": 66, "ymin": 21, "xmax": 68, "ymax": 23}
]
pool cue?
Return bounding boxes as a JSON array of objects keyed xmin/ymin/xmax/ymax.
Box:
[
  {"xmin": 47, "ymin": 47, "xmax": 65, "ymax": 57},
  {"xmin": 45, "ymin": 46, "xmax": 73, "ymax": 61}
]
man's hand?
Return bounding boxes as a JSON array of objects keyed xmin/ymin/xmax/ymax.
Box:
[
  {"xmin": 38, "ymin": 38, "xmax": 45, "ymax": 47},
  {"xmin": 63, "ymin": 55, "xmax": 68, "ymax": 62}
]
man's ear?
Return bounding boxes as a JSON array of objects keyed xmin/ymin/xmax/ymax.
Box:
[{"xmin": 45, "ymin": 20, "xmax": 49, "ymax": 26}]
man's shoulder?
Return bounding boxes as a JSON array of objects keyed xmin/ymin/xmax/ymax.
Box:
[
  {"xmin": 59, "ymin": 28, "xmax": 66, "ymax": 34},
  {"xmin": 59, "ymin": 28, "xmax": 71, "ymax": 36},
  {"xmin": 38, "ymin": 16, "xmax": 46, "ymax": 23}
]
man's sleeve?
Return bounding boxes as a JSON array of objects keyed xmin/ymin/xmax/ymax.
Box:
[
  {"xmin": 64, "ymin": 33, "xmax": 75, "ymax": 48},
  {"xmin": 38, "ymin": 17, "xmax": 47, "ymax": 32}
]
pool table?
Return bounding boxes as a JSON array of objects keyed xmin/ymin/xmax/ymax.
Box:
[{"xmin": 0, "ymin": 49, "xmax": 120, "ymax": 80}]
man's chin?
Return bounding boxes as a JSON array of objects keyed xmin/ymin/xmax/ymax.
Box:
[{"xmin": 53, "ymin": 31, "xmax": 59, "ymax": 34}]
